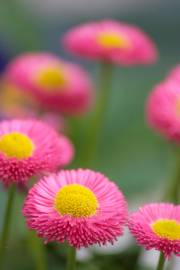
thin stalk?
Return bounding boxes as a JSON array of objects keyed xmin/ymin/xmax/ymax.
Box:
[
  {"xmin": 164, "ymin": 148, "xmax": 180, "ymax": 203},
  {"xmin": 66, "ymin": 246, "xmax": 76, "ymax": 270},
  {"xmin": 0, "ymin": 185, "xmax": 16, "ymax": 269},
  {"xmin": 27, "ymin": 231, "xmax": 47, "ymax": 270},
  {"xmin": 83, "ymin": 61, "xmax": 114, "ymax": 167},
  {"xmin": 156, "ymin": 253, "xmax": 165, "ymax": 270}
]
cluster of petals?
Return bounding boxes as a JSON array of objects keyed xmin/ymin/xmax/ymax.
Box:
[
  {"xmin": 0, "ymin": 119, "xmax": 74, "ymax": 185},
  {"xmin": 128, "ymin": 203, "xmax": 180, "ymax": 258},
  {"xmin": 4, "ymin": 53, "xmax": 94, "ymax": 115},
  {"xmin": 23, "ymin": 169, "xmax": 128, "ymax": 248},
  {"xmin": 62, "ymin": 19, "xmax": 158, "ymax": 65},
  {"xmin": 146, "ymin": 79, "xmax": 180, "ymax": 141}
]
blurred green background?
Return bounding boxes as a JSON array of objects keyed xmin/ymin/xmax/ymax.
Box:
[{"xmin": 0, "ymin": 0, "xmax": 180, "ymax": 269}]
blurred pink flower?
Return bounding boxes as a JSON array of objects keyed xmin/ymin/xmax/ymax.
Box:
[
  {"xmin": 23, "ymin": 169, "xmax": 127, "ymax": 248},
  {"xmin": 0, "ymin": 119, "xmax": 74, "ymax": 185},
  {"xmin": 62, "ymin": 20, "xmax": 158, "ymax": 65},
  {"xmin": 128, "ymin": 203, "xmax": 180, "ymax": 259},
  {"xmin": 4, "ymin": 53, "xmax": 94, "ymax": 116},
  {"xmin": 146, "ymin": 80, "xmax": 180, "ymax": 142}
]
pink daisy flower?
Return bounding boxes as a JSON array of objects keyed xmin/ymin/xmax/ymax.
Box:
[
  {"xmin": 62, "ymin": 19, "xmax": 158, "ymax": 65},
  {"xmin": 4, "ymin": 53, "xmax": 94, "ymax": 115},
  {"xmin": 146, "ymin": 80, "xmax": 180, "ymax": 142},
  {"xmin": 23, "ymin": 169, "xmax": 127, "ymax": 248},
  {"xmin": 0, "ymin": 119, "xmax": 74, "ymax": 185},
  {"xmin": 128, "ymin": 203, "xmax": 180, "ymax": 258}
]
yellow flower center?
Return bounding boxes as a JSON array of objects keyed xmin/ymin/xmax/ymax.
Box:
[
  {"xmin": 35, "ymin": 65, "xmax": 67, "ymax": 92},
  {"xmin": 97, "ymin": 31, "xmax": 131, "ymax": 49},
  {"xmin": 0, "ymin": 132, "xmax": 34, "ymax": 159},
  {"xmin": 54, "ymin": 184, "xmax": 98, "ymax": 218},
  {"xmin": 151, "ymin": 219, "xmax": 180, "ymax": 240}
]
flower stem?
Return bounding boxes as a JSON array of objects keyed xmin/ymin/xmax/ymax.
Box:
[
  {"xmin": 0, "ymin": 185, "xmax": 16, "ymax": 269},
  {"xmin": 83, "ymin": 61, "xmax": 114, "ymax": 167},
  {"xmin": 156, "ymin": 253, "xmax": 165, "ymax": 270},
  {"xmin": 27, "ymin": 231, "xmax": 47, "ymax": 270},
  {"xmin": 66, "ymin": 246, "xmax": 76, "ymax": 270},
  {"xmin": 164, "ymin": 148, "xmax": 180, "ymax": 203}
]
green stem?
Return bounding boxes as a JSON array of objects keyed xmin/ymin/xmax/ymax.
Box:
[
  {"xmin": 66, "ymin": 246, "xmax": 76, "ymax": 270},
  {"xmin": 83, "ymin": 61, "xmax": 114, "ymax": 167},
  {"xmin": 27, "ymin": 231, "xmax": 47, "ymax": 270},
  {"xmin": 156, "ymin": 253, "xmax": 165, "ymax": 270},
  {"xmin": 0, "ymin": 185, "xmax": 16, "ymax": 269},
  {"xmin": 164, "ymin": 149, "xmax": 180, "ymax": 203}
]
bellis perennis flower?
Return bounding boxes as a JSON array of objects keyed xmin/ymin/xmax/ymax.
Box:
[
  {"xmin": 128, "ymin": 203, "xmax": 180, "ymax": 259},
  {"xmin": 62, "ymin": 20, "xmax": 158, "ymax": 65},
  {"xmin": 4, "ymin": 53, "xmax": 94, "ymax": 116},
  {"xmin": 0, "ymin": 119, "xmax": 74, "ymax": 185},
  {"xmin": 23, "ymin": 169, "xmax": 127, "ymax": 248},
  {"xmin": 146, "ymin": 80, "xmax": 180, "ymax": 142}
]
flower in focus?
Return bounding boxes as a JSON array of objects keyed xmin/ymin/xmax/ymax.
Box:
[
  {"xmin": 4, "ymin": 53, "xmax": 94, "ymax": 115},
  {"xmin": 146, "ymin": 80, "xmax": 180, "ymax": 142},
  {"xmin": 0, "ymin": 119, "xmax": 74, "ymax": 185},
  {"xmin": 128, "ymin": 203, "xmax": 180, "ymax": 258},
  {"xmin": 62, "ymin": 20, "xmax": 158, "ymax": 65},
  {"xmin": 23, "ymin": 169, "xmax": 127, "ymax": 248}
]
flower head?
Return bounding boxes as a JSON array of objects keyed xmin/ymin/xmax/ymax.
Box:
[
  {"xmin": 5, "ymin": 53, "xmax": 93, "ymax": 115},
  {"xmin": 128, "ymin": 203, "xmax": 180, "ymax": 258},
  {"xmin": 0, "ymin": 119, "xmax": 74, "ymax": 185},
  {"xmin": 146, "ymin": 80, "xmax": 180, "ymax": 142},
  {"xmin": 62, "ymin": 20, "xmax": 157, "ymax": 65},
  {"xmin": 23, "ymin": 169, "xmax": 127, "ymax": 248}
]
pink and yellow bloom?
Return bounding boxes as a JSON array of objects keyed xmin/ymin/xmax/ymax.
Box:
[
  {"xmin": 128, "ymin": 203, "xmax": 180, "ymax": 258},
  {"xmin": 5, "ymin": 53, "xmax": 93, "ymax": 115},
  {"xmin": 23, "ymin": 169, "xmax": 127, "ymax": 248},
  {"xmin": 62, "ymin": 20, "xmax": 158, "ymax": 65},
  {"xmin": 146, "ymin": 80, "xmax": 180, "ymax": 142},
  {"xmin": 0, "ymin": 119, "xmax": 74, "ymax": 185}
]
